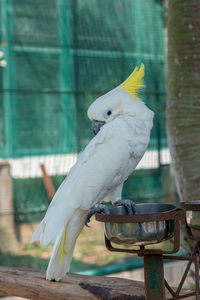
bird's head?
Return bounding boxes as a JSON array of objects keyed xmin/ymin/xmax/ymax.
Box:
[{"xmin": 87, "ymin": 64, "xmax": 148, "ymax": 135}]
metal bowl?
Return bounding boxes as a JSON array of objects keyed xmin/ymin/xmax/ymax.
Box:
[
  {"xmin": 182, "ymin": 200, "xmax": 200, "ymax": 230},
  {"xmin": 104, "ymin": 203, "xmax": 176, "ymax": 246}
]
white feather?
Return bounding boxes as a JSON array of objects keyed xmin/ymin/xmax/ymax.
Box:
[{"xmin": 46, "ymin": 209, "xmax": 85, "ymax": 281}]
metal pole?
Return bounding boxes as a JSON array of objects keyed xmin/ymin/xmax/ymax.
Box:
[
  {"xmin": 195, "ymin": 252, "xmax": 200, "ymax": 300},
  {"xmin": 143, "ymin": 254, "xmax": 165, "ymax": 300}
]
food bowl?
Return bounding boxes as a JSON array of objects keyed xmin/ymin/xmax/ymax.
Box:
[
  {"xmin": 104, "ymin": 203, "xmax": 176, "ymax": 246},
  {"xmin": 182, "ymin": 200, "xmax": 200, "ymax": 230}
]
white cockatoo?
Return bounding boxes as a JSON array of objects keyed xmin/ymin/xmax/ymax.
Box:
[{"xmin": 31, "ymin": 64, "xmax": 154, "ymax": 281}]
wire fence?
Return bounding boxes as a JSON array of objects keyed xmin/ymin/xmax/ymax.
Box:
[{"xmin": 0, "ymin": 0, "xmax": 178, "ymax": 224}]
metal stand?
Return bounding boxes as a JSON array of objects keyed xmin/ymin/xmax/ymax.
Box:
[
  {"xmin": 96, "ymin": 208, "xmax": 185, "ymax": 300},
  {"xmin": 96, "ymin": 206, "xmax": 200, "ymax": 299},
  {"xmin": 163, "ymin": 201, "xmax": 200, "ymax": 299},
  {"xmin": 144, "ymin": 254, "xmax": 165, "ymax": 300},
  {"xmin": 163, "ymin": 202, "xmax": 200, "ymax": 299},
  {"xmin": 163, "ymin": 241, "xmax": 200, "ymax": 299}
]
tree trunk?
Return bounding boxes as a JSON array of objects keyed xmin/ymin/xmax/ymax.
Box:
[
  {"xmin": 167, "ymin": 0, "xmax": 200, "ymax": 203},
  {"xmin": 0, "ymin": 162, "xmax": 21, "ymax": 251}
]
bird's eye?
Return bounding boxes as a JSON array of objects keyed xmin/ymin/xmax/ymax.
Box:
[{"xmin": 104, "ymin": 110, "xmax": 112, "ymax": 118}]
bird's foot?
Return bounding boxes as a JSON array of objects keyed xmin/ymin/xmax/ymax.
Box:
[
  {"xmin": 114, "ymin": 199, "xmax": 137, "ymax": 215},
  {"xmin": 85, "ymin": 204, "xmax": 110, "ymax": 227}
]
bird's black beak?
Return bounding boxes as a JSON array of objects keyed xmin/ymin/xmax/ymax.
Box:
[{"xmin": 91, "ymin": 120, "xmax": 105, "ymax": 135}]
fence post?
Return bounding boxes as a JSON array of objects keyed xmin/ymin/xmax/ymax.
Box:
[{"xmin": 0, "ymin": 162, "xmax": 20, "ymax": 251}]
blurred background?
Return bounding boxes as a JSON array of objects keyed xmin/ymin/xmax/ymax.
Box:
[{"xmin": 0, "ymin": 0, "xmax": 179, "ymax": 280}]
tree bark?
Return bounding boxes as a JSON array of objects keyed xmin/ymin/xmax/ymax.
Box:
[
  {"xmin": 0, "ymin": 266, "xmax": 146, "ymax": 300},
  {"xmin": 167, "ymin": 0, "xmax": 200, "ymax": 203},
  {"xmin": 0, "ymin": 266, "xmax": 194, "ymax": 299}
]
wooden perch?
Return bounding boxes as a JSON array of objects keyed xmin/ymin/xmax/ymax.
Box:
[
  {"xmin": 0, "ymin": 266, "xmax": 146, "ymax": 300},
  {"xmin": 40, "ymin": 163, "xmax": 55, "ymax": 201}
]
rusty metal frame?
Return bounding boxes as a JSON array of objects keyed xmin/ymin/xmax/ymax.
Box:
[
  {"xmin": 180, "ymin": 202, "xmax": 200, "ymax": 211},
  {"xmin": 95, "ymin": 208, "xmax": 200, "ymax": 299},
  {"xmin": 104, "ymin": 219, "xmax": 180, "ymax": 255},
  {"xmin": 164, "ymin": 204, "xmax": 200, "ymax": 300},
  {"xmin": 180, "ymin": 202, "xmax": 200, "ymax": 240},
  {"xmin": 95, "ymin": 208, "xmax": 185, "ymax": 224},
  {"xmin": 96, "ymin": 208, "xmax": 185, "ymax": 255},
  {"xmin": 164, "ymin": 241, "xmax": 200, "ymax": 300},
  {"xmin": 162, "ymin": 202, "xmax": 200, "ymax": 299}
]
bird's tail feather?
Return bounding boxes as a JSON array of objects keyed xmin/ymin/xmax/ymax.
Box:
[
  {"xmin": 46, "ymin": 223, "xmax": 77, "ymax": 281},
  {"xmin": 30, "ymin": 220, "xmax": 46, "ymax": 245},
  {"xmin": 46, "ymin": 214, "xmax": 83, "ymax": 281},
  {"xmin": 32, "ymin": 209, "xmax": 86, "ymax": 281}
]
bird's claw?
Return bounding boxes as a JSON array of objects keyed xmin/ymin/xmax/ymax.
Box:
[
  {"xmin": 85, "ymin": 204, "xmax": 110, "ymax": 227},
  {"xmin": 114, "ymin": 199, "xmax": 137, "ymax": 215}
]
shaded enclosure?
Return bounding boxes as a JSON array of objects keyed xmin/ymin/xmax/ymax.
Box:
[{"xmin": 0, "ymin": 0, "xmax": 176, "ymax": 225}]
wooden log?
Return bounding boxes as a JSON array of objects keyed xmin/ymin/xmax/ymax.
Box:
[{"xmin": 0, "ymin": 266, "xmax": 146, "ymax": 300}]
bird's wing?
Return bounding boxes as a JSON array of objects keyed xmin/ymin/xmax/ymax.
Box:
[
  {"xmin": 125, "ymin": 115, "xmax": 152, "ymax": 158},
  {"xmin": 36, "ymin": 118, "xmax": 134, "ymax": 246}
]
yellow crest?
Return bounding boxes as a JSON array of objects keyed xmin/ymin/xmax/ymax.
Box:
[{"xmin": 122, "ymin": 64, "xmax": 145, "ymax": 100}]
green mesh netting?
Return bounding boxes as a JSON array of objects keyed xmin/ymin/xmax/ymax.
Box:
[{"xmin": 0, "ymin": 0, "xmax": 176, "ymax": 223}]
